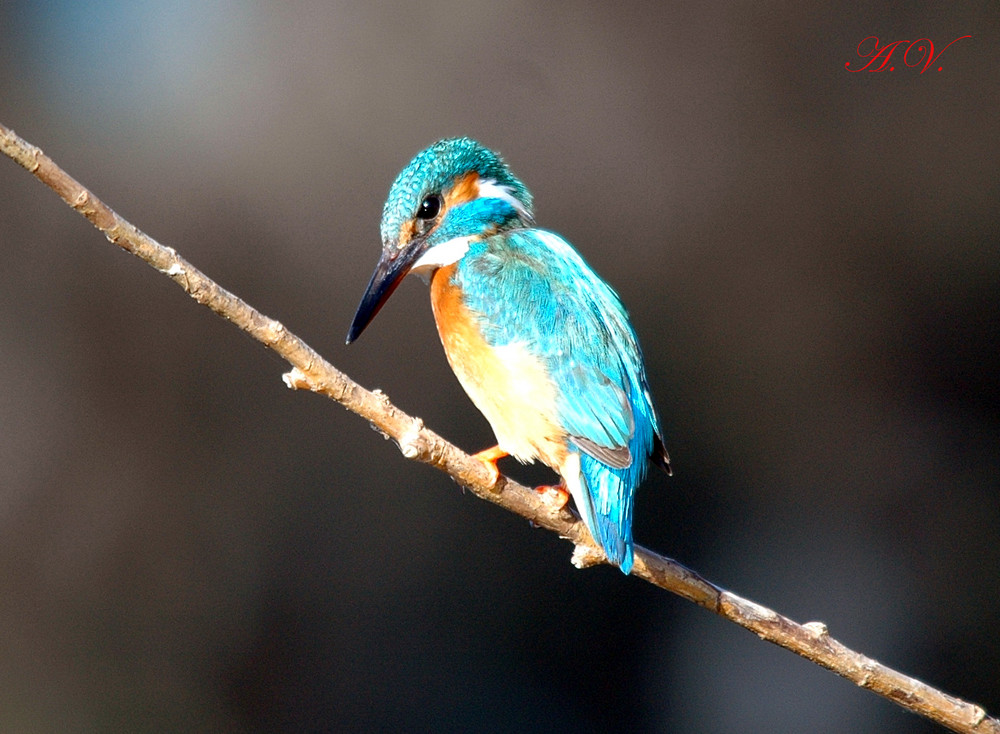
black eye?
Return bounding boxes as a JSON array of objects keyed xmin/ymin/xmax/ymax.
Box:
[{"xmin": 417, "ymin": 194, "xmax": 441, "ymax": 220}]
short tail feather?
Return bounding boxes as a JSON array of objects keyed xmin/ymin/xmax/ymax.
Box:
[{"xmin": 574, "ymin": 452, "xmax": 636, "ymax": 574}]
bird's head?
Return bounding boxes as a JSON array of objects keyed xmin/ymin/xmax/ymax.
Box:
[{"xmin": 346, "ymin": 138, "xmax": 533, "ymax": 343}]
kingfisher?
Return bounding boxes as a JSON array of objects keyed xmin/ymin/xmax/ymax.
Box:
[{"xmin": 346, "ymin": 138, "xmax": 670, "ymax": 574}]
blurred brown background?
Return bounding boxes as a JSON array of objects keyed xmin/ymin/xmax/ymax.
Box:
[{"xmin": 1, "ymin": 2, "xmax": 997, "ymax": 732}]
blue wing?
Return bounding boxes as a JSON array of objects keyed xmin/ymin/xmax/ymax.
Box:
[{"xmin": 456, "ymin": 229, "xmax": 666, "ymax": 573}]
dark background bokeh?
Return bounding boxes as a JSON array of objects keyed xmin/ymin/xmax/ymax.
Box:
[{"xmin": 1, "ymin": 2, "xmax": 997, "ymax": 732}]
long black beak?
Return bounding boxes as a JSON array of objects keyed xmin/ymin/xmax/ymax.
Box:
[{"xmin": 346, "ymin": 242, "xmax": 427, "ymax": 344}]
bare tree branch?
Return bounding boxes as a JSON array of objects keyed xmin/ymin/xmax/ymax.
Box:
[{"xmin": 1, "ymin": 121, "xmax": 995, "ymax": 734}]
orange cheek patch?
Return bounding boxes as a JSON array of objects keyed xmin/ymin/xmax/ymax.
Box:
[
  {"xmin": 398, "ymin": 219, "xmax": 416, "ymax": 246},
  {"xmin": 444, "ymin": 172, "xmax": 480, "ymax": 210},
  {"xmin": 397, "ymin": 172, "xmax": 478, "ymax": 247}
]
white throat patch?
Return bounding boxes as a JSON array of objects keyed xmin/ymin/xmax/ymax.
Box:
[{"xmin": 410, "ymin": 235, "xmax": 473, "ymax": 278}]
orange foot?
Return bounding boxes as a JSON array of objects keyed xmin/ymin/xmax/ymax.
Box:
[
  {"xmin": 535, "ymin": 484, "xmax": 570, "ymax": 510},
  {"xmin": 472, "ymin": 445, "xmax": 509, "ymax": 487}
]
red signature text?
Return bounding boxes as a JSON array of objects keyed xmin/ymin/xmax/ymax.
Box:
[{"xmin": 846, "ymin": 35, "xmax": 972, "ymax": 73}]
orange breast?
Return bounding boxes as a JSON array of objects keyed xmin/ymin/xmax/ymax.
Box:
[
  {"xmin": 429, "ymin": 264, "xmax": 566, "ymax": 469},
  {"xmin": 429, "ymin": 263, "xmax": 481, "ymax": 374}
]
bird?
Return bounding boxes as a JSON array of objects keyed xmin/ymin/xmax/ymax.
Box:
[{"xmin": 346, "ymin": 138, "xmax": 670, "ymax": 574}]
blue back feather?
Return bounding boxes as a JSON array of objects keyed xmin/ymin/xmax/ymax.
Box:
[{"xmin": 455, "ymin": 228, "xmax": 662, "ymax": 573}]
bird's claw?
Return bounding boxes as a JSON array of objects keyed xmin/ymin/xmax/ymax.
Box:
[
  {"xmin": 535, "ymin": 484, "xmax": 570, "ymax": 510},
  {"xmin": 471, "ymin": 445, "xmax": 509, "ymax": 487}
]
